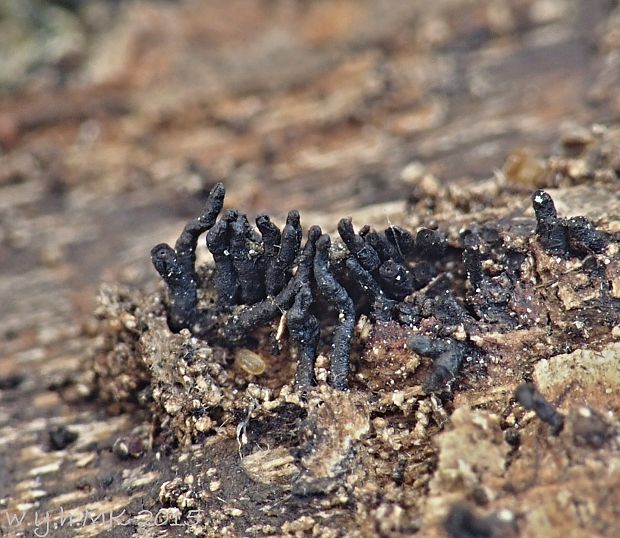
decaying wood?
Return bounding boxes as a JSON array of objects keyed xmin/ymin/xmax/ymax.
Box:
[{"xmin": 2, "ymin": 1, "xmax": 620, "ymax": 537}]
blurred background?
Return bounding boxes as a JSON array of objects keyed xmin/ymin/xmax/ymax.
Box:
[{"xmin": 1, "ymin": 0, "xmax": 620, "ymax": 354}]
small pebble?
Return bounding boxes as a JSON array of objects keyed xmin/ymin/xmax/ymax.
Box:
[{"xmin": 113, "ymin": 437, "xmax": 145, "ymax": 459}]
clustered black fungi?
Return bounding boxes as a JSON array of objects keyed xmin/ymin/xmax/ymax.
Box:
[
  {"xmin": 151, "ymin": 185, "xmax": 611, "ymax": 393},
  {"xmin": 151, "ymin": 182, "xmax": 451, "ymax": 391},
  {"xmin": 532, "ymin": 190, "xmax": 608, "ymax": 257},
  {"xmin": 461, "ymin": 228, "xmax": 518, "ymax": 326}
]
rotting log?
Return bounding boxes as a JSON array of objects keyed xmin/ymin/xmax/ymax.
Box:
[{"xmin": 2, "ymin": 1, "xmax": 620, "ymax": 536}]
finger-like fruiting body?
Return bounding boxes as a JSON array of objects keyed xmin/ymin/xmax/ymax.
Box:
[
  {"xmin": 295, "ymin": 225, "xmax": 321, "ymax": 285},
  {"xmin": 151, "ymin": 183, "xmax": 225, "ymax": 329},
  {"xmin": 516, "ymin": 382, "xmax": 564, "ymax": 435},
  {"xmin": 384, "ymin": 225, "xmax": 416, "ymax": 258},
  {"xmin": 230, "ymin": 215, "xmax": 265, "ymax": 304},
  {"xmin": 462, "ymin": 231, "xmax": 483, "ymax": 289},
  {"xmin": 265, "ymin": 210, "xmax": 302, "ymax": 296},
  {"xmin": 407, "ymin": 335, "xmax": 470, "ymax": 393},
  {"xmin": 378, "ymin": 260, "xmax": 413, "ymax": 300},
  {"xmin": 345, "ymin": 256, "xmax": 383, "ymax": 297},
  {"xmin": 345, "ymin": 256, "xmax": 395, "ymax": 321},
  {"xmin": 537, "ymin": 217, "xmax": 568, "ymax": 255},
  {"xmin": 206, "ymin": 217, "xmax": 239, "ymax": 307},
  {"xmin": 174, "ymin": 182, "xmax": 225, "ymax": 278},
  {"xmin": 257, "ymin": 214, "xmax": 281, "ymax": 297},
  {"xmin": 338, "ymin": 217, "xmax": 380, "ymax": 272},
  {"xmin": 566, "ymin": 216, "xmax": 608, "ymax": 255},
  {"xmin": 532, "ymin": 189, "xmax": 557, "ymax": 221},
  {"xmin": 533, "ymin": 190, "xmax": 608, "ymax": 257},
  {"xmin": 151, "ymin": 243, "xmax": 198, "ymax": 332},
  {"xmin": 256, "ymin": 214, "xmax": 281, "ymax": 253},
  {"xmin": 287, "ymin": 285, "xmax": 320, "ymax": 390},
  {"xmin": 532, "ymin": 190, "xmax": 569, "ymax": 255},
  {"xmin": 314, "ymin": 234, "xmax": 355, "ymax": 390},
  {"xmin": 223, "ymin": 225, "xmax": 320, "ymax": 342},
  {"xmin": 151, "ymin": 185, "xmax": 615, "ymax": 397},
  {"xmin": 363, "ymin": 228, "xmax": 401, "ymax": 263},
  {"xmin": 414, "ymin": 228, "xmax": 446, "ymax": 261}
]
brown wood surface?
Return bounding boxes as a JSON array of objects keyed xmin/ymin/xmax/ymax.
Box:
[{"xmin": 1, "ymin": 1, "xmax": 620, "ymax": 536}]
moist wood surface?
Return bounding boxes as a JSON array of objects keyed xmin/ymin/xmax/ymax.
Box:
[{"xmin": 2, "ymin": 1, "xmax": 620, "ymax": 536}]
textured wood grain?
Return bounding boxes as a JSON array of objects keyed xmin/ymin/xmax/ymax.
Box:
[{"xmin": 2, "ymin": 1, "xmax": 620, "ymax": 536}]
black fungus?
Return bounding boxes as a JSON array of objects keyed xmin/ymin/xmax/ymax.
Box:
[
  {"xmin": 150, "ymin": 243, "xmax": 198, "ymax": 332},
  {"xmin": 345, "ymin": 256, "xmax": 395, "ymax": 322},
  {"xmin": 460, "ymin": 229, "xmax": 519, "ymax": 326},
  {"xmin": 314, "ymin": 234, "xmax": 356, "ymax": 390},
  {"xmin": 265, "ymin": 210, "xmax": 302, "ymax": 296},
  {"xmin": 434, "ymin": 293, "xmax": 470, "ymax": 326},
  {"xmin": 411, "ymin": 261, "xmax": 436, "ymax": 290},
  {"xmin": 378, "ymin": 260, "xmax": 413, "ymax": 300},
  {"xmin": 256, "ymin": 213, "xmax": 281, "ymax": 294},
  {"xmin": 174, "ymin": 182, "xmax": 225, "ymax": 278},
  {"xmin": 224, "ymin": 225, "xmax": 321, "ymax": 342},
  {"xmin": 287, "ymin": 285, "xmax": 320, "ymax": 390},
  {"xmin": 206, "ymin": 215, "xmax": 239, "ymax": 307},
  {"xmin": 152, "ymin": 183, "xmax": 463, "ymax": 391},
  {"xmin": 295, "ymin": 225, "xmax": 322, "ymax": 286},
  {"xmin": 230, "ymin": 213, "xmax": 265, "ymax": 304},
  {"xmin": 414, "ymin": 227, "xmax": 446, "ymax": 261},
  {"xmin": 532, "ymin": 190, "xmax": 569, "ymax": 255},
  {"xmin": 256, "ymin": 214, "xmax": 281, "ymax": 258},
  {"xmin": 532, "ymin": 190, "xmax": 608, "ymax": 257},
  {"xmin": 461, "ymin": 231, "xmax": 483, "ymax": 289},
  {"xmin": 156, "ymin": 186, "xmax": 615, "ymax": 393},
  {"xmin": 151, "ymin": 183, "xmax": 228, "ymax": 330},
  {"xmin": 566, "ymin": 216, "xmax": 608, "ymax": 255},
  {"xmin": 532, "ymin": 189, "xmax": 557, "ymax": 221},
  {"xmin": 345, "ymin": 256, "xmax": 384, "ymax": 298},
  {"xmin": 394, "ymin": 302, "xmax": 420, "ymax": 326},
  {"xmin": 516, "ymin": 382, "xmax": 564, "ymax": 435},
  {"xmin": 338, "ymin": 217, "xmax": 380, "ymax": 271},
  {"xmin": 408, "ymin": 336, "xmax": 470, "ymax": 393},
  {"xmin": 364, "ymin": 228, "xmax": 401, "ymax": 262},
  {"xmin": 384, "ymin": 225, "xmax": 416, "ymax": 258}
]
